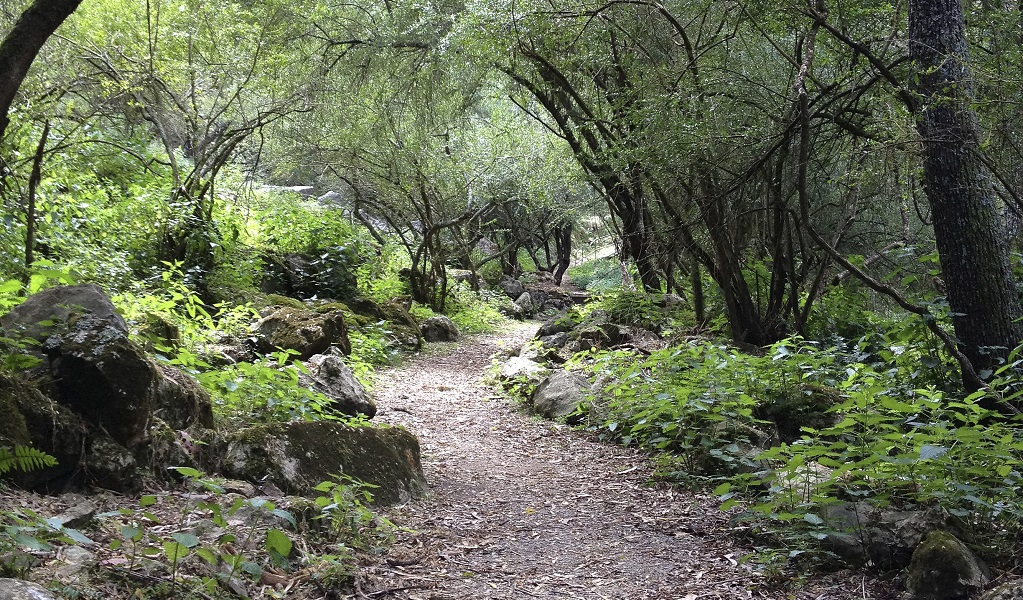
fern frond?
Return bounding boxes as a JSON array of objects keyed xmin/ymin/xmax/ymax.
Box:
[{"xmin": 0, "ymin": 445, "xmax": 58, "ymax": 475}]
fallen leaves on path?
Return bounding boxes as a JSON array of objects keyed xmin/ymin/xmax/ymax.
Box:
[{"xmin": 363, "ymin": 322, "xmax": 896, "ymax": 600}]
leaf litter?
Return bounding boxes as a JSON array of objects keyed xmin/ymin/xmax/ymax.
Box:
[{"xmin": 364, "ymin": 322, "xmax": 897, "ymax": 600}]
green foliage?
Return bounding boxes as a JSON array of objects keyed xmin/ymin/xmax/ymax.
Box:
[
  {"xmin": 0, "ymin": 446, "xmax": 57, "ymax": 475},
  {"xmin": 446, "ymin": 284, "xmax": 508, "ymax": 334},
  {"xmin": 348, "ymin": 321, "xmax": 400, "ymax": 387},
  {"xmin": 566, "ymin": 258, "xmax": 622, "ymax": 292},
  {"xmin": 97, "ymin": 467, "xmax": 301, "ymax": 595},
  {"xmin": 198, "ymin": 351, "xmax": 364, "ymax": 427},
  {"xmin": 588, "ymin": 290, "xmax": 662, "ymax": 330},
  {"xmin": 1, "ymin": 506, "xmax": 93, "ymax": 577},
  {"xmin": 312, "ymin": 475, "xmax": 395, "ymax": 551}
]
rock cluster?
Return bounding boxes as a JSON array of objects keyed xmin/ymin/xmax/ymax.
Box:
[{"xmin": 0, "ymin": 284, "xmax": 424, "ymax": 507}]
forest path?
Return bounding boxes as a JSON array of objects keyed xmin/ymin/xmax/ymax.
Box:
[{"xmin": 365, "ymin": 322, "xmax": 879, "ymax": 600}]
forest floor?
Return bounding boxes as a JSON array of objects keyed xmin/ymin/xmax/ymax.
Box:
[{"xmin": 364, "ymin": 322, "xmax": 898, "ymax": 600}]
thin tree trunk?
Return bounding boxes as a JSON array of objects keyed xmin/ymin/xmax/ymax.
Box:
[{"xmin": 22, "ymin": 121, "xmax": 49, "ymax": 284}]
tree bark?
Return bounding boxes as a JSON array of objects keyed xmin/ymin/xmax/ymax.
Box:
[
  {"xmin": 0, "ymin": 0, "xmax": 83, "ymax": 140},
  {"xmin": 908, "ymin": 0, "xmax": 1023, "ymax": 379}
]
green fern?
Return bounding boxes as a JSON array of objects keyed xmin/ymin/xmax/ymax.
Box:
[{"xmin": 0, "ymin": 445, "xmax": 57, "ymax": 475}]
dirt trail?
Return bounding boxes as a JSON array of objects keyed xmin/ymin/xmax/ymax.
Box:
[{"xmin": 365, "ymin": 323, "xmax": 886, "ymax": 600}]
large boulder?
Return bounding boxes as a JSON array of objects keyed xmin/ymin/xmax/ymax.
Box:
[
  {"xmin": 260, "ymin": 252, "xmax": 358, "ymax": 302},
  {"xmin": 0, "ymin": 579, "xmax": 59, "ymax": 600},
  {"xmin": 530, "ymin": 371, "xmax": 590, "ymax": 423},
  {"xmin": 514, "ymin": 292, "xmax": 535, "ymax": 318},
  {"xmin": 301, "ymin": 352, "xmax": 376, "ymax": 417},
  {"xmin": 498, "ymin": 276, "xmax": 526, "ymax": 300},
  {"xmin": 498, "ymin": 356, "xmax": 549, "ymax": 381},
  {"xmin": 0, "ymin": 285, "xmax": 215, "ymax": 492},
  {"xmin": 220, "ymin": 422, "xmax": 426, "ymax": 504},
  {"xmin": 346, "ymin": 298, "xmax": 423, "ymax": 350},
  {"xmin": 153, "ymin": 364, "xmax": 215, "ymax": 430},
  {"xmin": 819, "ymin": 504, "xmax": 962, "ymax": 571},
  {"xmin": 905, "ymin": 530, "xmax": 990, "ymax": 600},
  {"xmin": 0, "ymin": 284, "xmax": 126, "ymax": 347},
  {"xmin": 537, "ymin": 313, "xmax": 577, "ymax": 338},
  {"xmin": 420, "ymin": 316, "xmax": 460, "ymax": 343},
  {"xmin": 254, "ymin": 306, "xmax": 351, "ymax": 360},
  {"xmin": 1, "ymin": 374, "xmax": 141, "ymax": 493},
  {"xmin": 43, "ymin": 313, "xmax": 157, "ymax": 448}
]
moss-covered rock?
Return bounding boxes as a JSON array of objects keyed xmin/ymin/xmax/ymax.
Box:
[
  {"xmin": 153, "ymin": 364, "xmax": 215, "ymax": 430},
  {"xmin": 905, "ymin": 530, "xmax": 990, "ymax": 600},
  {"xmin": 254, "ymin": 306, "xmax": 351, "ymax": 359},
  {"xmin": 346, "ymin": 297, "xmax": 422, "ymax": 350},
  {"xmin": 220, "ymin": 422, "xmax": 426, "ymax": 504},
  {"xmin": 0, "ymin": 376, "xmax": 31, "ymax": 449}
]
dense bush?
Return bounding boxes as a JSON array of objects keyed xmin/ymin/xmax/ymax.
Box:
[{"xmin": 566, "ymin": 258, "xmax": 621, "ymax": 292}]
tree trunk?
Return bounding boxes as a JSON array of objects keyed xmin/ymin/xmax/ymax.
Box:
[
  {"xmin": 909, "ymin": 0, "xmax": 1023, "ymax": 379},
  {"xmin": 0, "ymin": 0, "xmax": 82, "ymax": 140},
  {"xmin": 552, "ymin": 223, "xmax": 572, "ymax": 285}
]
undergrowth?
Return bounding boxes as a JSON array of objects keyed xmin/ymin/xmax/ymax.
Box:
[{"xmin": 576, "ymin": 319, "xmax": 1023, "ymax": 570}]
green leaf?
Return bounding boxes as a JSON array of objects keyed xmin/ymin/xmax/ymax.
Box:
[
  {"xmin": 61, "ymin": 528, "xmax": 94, "ymax": 545},
  {"xmin": 170, "ymin": 466, "xmax": 203, "ymax": 479},
  {"xmin": 163, "ymin": 540, "xmax": 189, "ymax": 562},
  {"xmin": 713, "ymin": 482, "xmax": 731, "ymax": 496},
  {"xmin": 803, "ymin": 513, "xmax": 824, "ymax": 526},
  {"xmin": 919, "ymin": 445, "xmax": 948, "ymax": 460},
  {"xmin": 265, "ymin": 529, "xmax": 292, "ymax": 557},
  {"xmin": 272, "ymin": 509, "xmax": 297, "ymax": 529},
  {"xmin": 120, "ymin": 526, "xmax": 143, "ymax": 541},
  {"xmin": 14, "ymin": 533, "xmax": 51, "ymax": 551},
  {"xmin": 241, "ymin": 561, "xmax": 262, "ymax": 579},
  {"xmin": 172, "ymin": 533, "xmax": 201, "ymax": 548},
  {"xmin": 196, "ymin": 548, "xmax": 218, "ymax": 566},
  {"xmin": 139, "ymin": 495, "xmax": 158, "ymax": 507}
]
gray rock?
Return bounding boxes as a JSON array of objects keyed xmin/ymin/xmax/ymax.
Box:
[
  {"xmin": 819, "ymin": 504, "xmax": 960, "ymax": 571},
  {"xmin": 87, "ymin": 435, "xmax": 141, "ymax": 493},
  {"xmin": 498, "ymin": 356, "xmax": 549, "ymax": 382},
  {"xmin": 514, "ymin": 292, "xmax": 534, "ymax": 317},
  {"xmin": 0, "ymin": 578, "xmax": 59, "ymax": 600},
  {"xmin": 537, "ymin": 314, "xmax": 575, "ymax": 337},
  {"xmin": 421, "ymin": 316, "xmax": 460, "ymax": 342},
  {"xmin": 0, "ymin": 284, "xmax": 126, "ymax": 348},
  {"xmin": 254, "ymin": 306, "xmax": 351, "ymax": 359},
  {"xmin": 979, "ymin": 581, "xmax": 1023, "ymax": 600},
  {"xmin": 538, "ymin": 332, "xmax": 570, "ymax": 350},
  {"xmin": 221, "ymin": 421, "xmax": 426, "ymax": 504},
  {"xmin": 498, "ymin": 276, "xmax": 526, "ymax": 300},
  {"xmin": 54, "ymin": 546, "xmax": 97, "ymax": 579},
  {"xmin": 153, "ymin": 364, "xmax": 215, "ymax": 430},
  {"xmin": 51, "ymin": 497, "xmax": 97, "ymax": 529},
  {"xmin": 302, "ymin": 352, "xmax": 376, "ymax": 417},
  {"xmin": 530, "ymin": 371, "xmax": 590, "ymax": 423},
  {"xmin": 44, "ymin": 313, "xmax": 157, "ymax": 447},
  {"xmin": 905, "ymin": 530, "xmax": 990, "ymax": 600}
]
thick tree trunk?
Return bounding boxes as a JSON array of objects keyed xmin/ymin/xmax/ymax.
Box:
[
  {"xmin": 909, "ymin": 0, "xmax": 1023, "ymax": 379},
  {"xmin": 0, "ymin": 0, "xmax": 82, "ymax": 140}
]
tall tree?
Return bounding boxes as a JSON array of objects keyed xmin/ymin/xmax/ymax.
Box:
[
  {"xmin": 908, "ymin": 0, "xmax": 1023, "ymax": 381},
  {"xmin": 0, "ymin": 0, "xmax": 82, "ymax": 140}
]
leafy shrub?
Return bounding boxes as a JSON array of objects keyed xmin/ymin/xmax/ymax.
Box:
[
  {"xmin": 578, "ymin": 341, "xmax": 840, "ymax": 480},
  {"xmin": 446, "ymin": 283, "xmax": 507, "ymax": 333},
  {"xmin": 566, "ymin": 258, "xmax": 621, "ymax": 292},
  {"xmin": 197, "ymin": 351, "xmax": 364, "ymax": 427}
]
